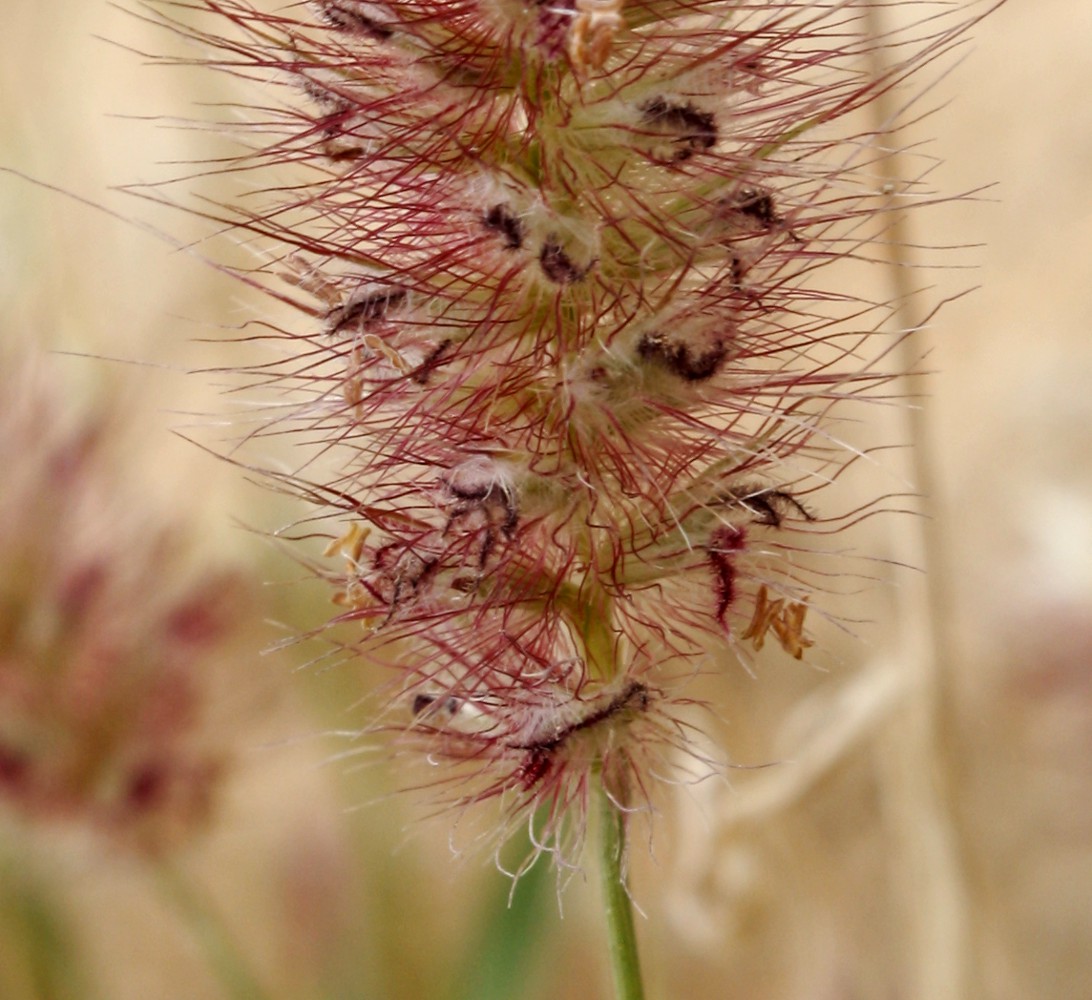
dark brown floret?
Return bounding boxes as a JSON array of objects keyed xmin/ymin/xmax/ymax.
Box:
[
  {"xmin": 508, "ymin": 682, "xmax": 651, "ymax": 789},
  {"xmin": 317, "ymin": 1, "xmax": 394, "ymax": 39},
  {"xmin": 637, "ymin": 330, "xmax": 730, "ymax": 381},
  {"xmin": 564, "ymin": 681, "xmax": 650, "ymax": 735},
  {"xmin": 483, "ymin": 204, "xmax": 524, "ymax": 250},
  {"xmin": 723, "ymin": 485, "xmax": 815, "ymax": 528},
  {"xmin": 324, "ymin": 142, "xmax": 367, "ymax": 162},
  {"xmin": 410, "ymin": 339, "xmax": 453, "ymax": 385},
  {"xmin": 539, "ymin": 237, "xmax": 593, "ymax": 284},
  {"xmin": 730, "ymin": 254, "xmax": 747, "ymax": 290},
  {"xmin": 733, "ymin": 187, "xmax": 780, "ymax": 228},
  {"xmin": 720, "ymin": 186, "xmax": 801, "ymax": 240},
  {"xmin": 640, "ymin": 98, "xmax": 718, "ymax": 161},
  {"xmin": 300, "ymin": 79, "xmax": 344, "ymax": 112},
  {"xmin": 327, "ymin": 287, "xmax": 407, "ymax": 335},
  {"xmin": 412, "ymin": 692, "xmax": 462, "ymax": 718},
  {"xmin": 373, "ymin": 543, "xmax": 437, "ymax": 612},
  {"xmin": 440, "ymin": 466, "xmax": 519, "ymax": 569},
  {"xmin": 299, "ymin": 83, "xmax": 365, "ymax": 156}
]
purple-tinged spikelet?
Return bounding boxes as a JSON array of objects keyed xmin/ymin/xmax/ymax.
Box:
[
  {"xmin": 154, "ymin": 0, "xmax": 989, "ymax": 858},
  {"xmin": 0, "ymin": 352, "xmax": 248, "ymax": 854}
]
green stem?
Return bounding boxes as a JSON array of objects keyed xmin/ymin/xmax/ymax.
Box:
[
  {"xmin": 154, "ymin": 861, "xmax": 275, "ymax": 1000},
  {"xmin": 596, "ymin": 775, "xmax": 646, "ymax": 1000}
]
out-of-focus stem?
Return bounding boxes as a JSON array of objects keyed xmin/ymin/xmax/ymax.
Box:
[
  {"xmin": 863, "ymin": 6, "xmax": 977, "ymax": 999},
  {"xmin": 596, "ymin": 772, "xmax": 646, "ymax": 1000},
  {"xmin": 155, "ymin": 861, "xmax": 274, "ymax": 1000}
]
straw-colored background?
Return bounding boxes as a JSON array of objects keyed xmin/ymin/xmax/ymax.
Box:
[{"xmin": 2, "ymin": 3, "xmax": 1089, "ymax": 999}]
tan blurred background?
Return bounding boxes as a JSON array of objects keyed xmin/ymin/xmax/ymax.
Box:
[{"xmin": 1, "ymin": 3, "xmax": 1089, "ymax": 999}]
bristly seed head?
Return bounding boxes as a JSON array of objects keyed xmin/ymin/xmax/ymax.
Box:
[
  {"xmin": 0, "ymin": 351, "xmax": 248, "ymax": 854},
  {"xmin": 168, "ymin": 0, "xmax": 993, "ymax": 862}
]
